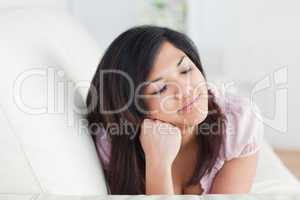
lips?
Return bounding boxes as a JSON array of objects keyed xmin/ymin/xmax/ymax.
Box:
[{"xmin": 178, "ymin": 93, "xmax": 201, "ymax": 113}]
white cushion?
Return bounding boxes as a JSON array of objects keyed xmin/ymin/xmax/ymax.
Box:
[{"xmin": 0, "ymin": 8, "xmax": 106, "ymax": 195}]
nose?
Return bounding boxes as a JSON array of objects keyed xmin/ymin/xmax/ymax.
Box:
[{"xmin": 175, "ymin": 84, "xmax": 193, "ymax": 100}]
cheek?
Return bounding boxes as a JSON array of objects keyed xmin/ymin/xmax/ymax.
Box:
[
  {"xmin": 144, "ymin": 97, "xmax": 161, "ymax": 116},
  {"xmin": 145, "ymin": 96, "xmax": 178, "ymax": 115},
  {"xmin": 160, "ymin": 97, "xmax": 178, "ymax": 113},
  {"xmin": 193, "ymin": 71, "xmax": 207, "ymax": 92}
]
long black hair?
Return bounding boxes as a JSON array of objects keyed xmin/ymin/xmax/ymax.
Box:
[{"xmin": 86, "ymin": 25, "xmax": 226, "ymax": 194}]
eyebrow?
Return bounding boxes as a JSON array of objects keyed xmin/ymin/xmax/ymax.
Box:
[{"xmin": 147, "ymin": 55, "xmax": 185, "ymax": 84}]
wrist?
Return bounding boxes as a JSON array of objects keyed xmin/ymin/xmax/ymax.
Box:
[{"xmin": 145, "ymin": 157, "xmax": 172, "ymax": 171}]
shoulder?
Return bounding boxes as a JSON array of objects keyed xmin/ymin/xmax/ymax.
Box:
[{"xmin": 214, "ymin": 91, "xmax": 265, "ymax": 161}]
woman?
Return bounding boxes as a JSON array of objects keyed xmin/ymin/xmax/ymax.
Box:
[{"xmin": 85, "ymin": 25, "xmax": 264, "ymax": 195}]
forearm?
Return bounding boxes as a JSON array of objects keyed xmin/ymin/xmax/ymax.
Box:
[{"xmin": 145, "ymin": 161, "xmax": 174, "ymax": 194}]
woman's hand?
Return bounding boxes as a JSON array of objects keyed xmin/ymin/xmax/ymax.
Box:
[
  {"xmin": 139, "ymin": 118, "xmax": 182, "ymax": 168},
  {"xmin": 139, "ymin": 118, "xmax": 182, "ymax": 194}
]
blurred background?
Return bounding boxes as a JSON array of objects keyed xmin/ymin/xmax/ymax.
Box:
[
  {"xmin": 67, "ymin": 0, "xmax": 298, "ymax": 147},
  {"xmin": 68, "ymin": 0, "xmax": 300, "ymax": 179},
  {"xmin": 1, "ymin": 0, "xmax": 299, "ymax": 180}
]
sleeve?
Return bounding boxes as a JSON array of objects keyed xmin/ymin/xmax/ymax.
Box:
[
  {"xmin": 222, "ymin": 95, "xmax": 265, "ymax": 161},
  {"xmin": 94, "ymin": 128, "xmax": 111, "ymax": 170}
]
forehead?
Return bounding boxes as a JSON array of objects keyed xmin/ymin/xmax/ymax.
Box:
[{"xmin": 147, "ymin": 41, "xmax": 185, "ymax": 80}]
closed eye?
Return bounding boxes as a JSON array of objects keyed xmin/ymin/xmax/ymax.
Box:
[
  {"xmin": 180, "ymin": 66, "xmax": 193, "ymax": 74},
  {"xmin": 151, "ymin": 85, "xmax": 167, "ymax": 95},
  {"xmin": 150, "ymin": 66, "xmax": 193, "ymax": 95}
]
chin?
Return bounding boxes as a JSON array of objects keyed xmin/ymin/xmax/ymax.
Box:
[{"xmin": 177, "ymin": 111, "xmax": 208, "ymax": 127}]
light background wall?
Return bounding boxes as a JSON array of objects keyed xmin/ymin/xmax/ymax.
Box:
[
  {"xmin": 68, "ymin": 0, "xmax": 300, "ymax": 149},
  {"xmin": 1, "ymin": 0, "xmax": 299, "ymax": 149}
]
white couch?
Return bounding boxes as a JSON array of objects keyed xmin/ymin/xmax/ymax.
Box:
[{"xmin": 0, "ymin": 2, "xmax": 299, "ymax": 200}]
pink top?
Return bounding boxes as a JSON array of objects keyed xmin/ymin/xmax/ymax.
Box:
[{"xmin": 95, "ymin": 91, "xmax": 264, "ymax": 194}]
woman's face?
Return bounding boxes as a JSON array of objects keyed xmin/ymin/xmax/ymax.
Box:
[{"xmin": 142, "ymin": 41, "xmax": 208, "ymax": 128}]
